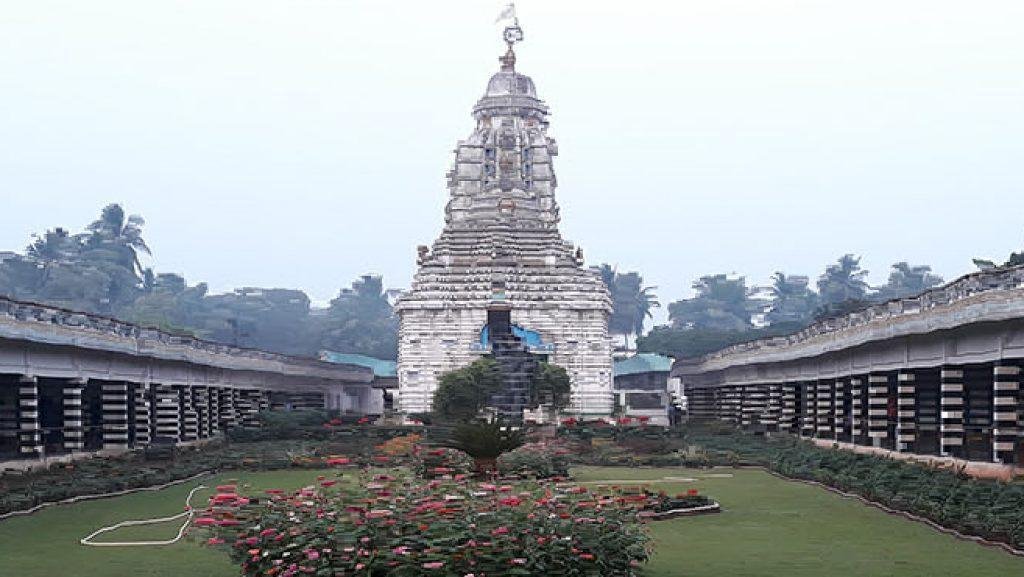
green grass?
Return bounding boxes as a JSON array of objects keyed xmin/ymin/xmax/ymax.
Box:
[
  {"xmin": 0, "ymin": 468, "xmax": 343, "ymax": 577},
  {"xmin": 575, "ymin": 466, "xmax": 1024, "ymax": 577},
  {"xmin": 1, "ymin": 465, "xmax": 1022, "ymax": 577}
]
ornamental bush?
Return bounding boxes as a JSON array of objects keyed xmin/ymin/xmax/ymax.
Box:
[
  {"xmin": 497, "ymin": 442, "xmax": 571, "ymax": 479},
  {"xmin": 196, "ymin": 471, "xmax": 651, "ymax": 576},
  {"xmin": 415, "ymin": 447, "xmax": 475, "ymax": 479}
]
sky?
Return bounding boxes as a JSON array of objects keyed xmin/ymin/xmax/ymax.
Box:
[{"xmin": 1, "ymin": 0, "xmax": 1023, "ymax": 326}]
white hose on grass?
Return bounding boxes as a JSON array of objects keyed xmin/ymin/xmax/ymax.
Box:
[{"xmin": 79, "ymin": 484, "xmax": 208, "ymax": 547}]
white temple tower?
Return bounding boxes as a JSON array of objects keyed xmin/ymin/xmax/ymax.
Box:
[{"xmin": 395, "ymin": 20, "xmax": 613, "ymax": 417}]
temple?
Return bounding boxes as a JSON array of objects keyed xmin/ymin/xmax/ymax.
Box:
[{"xmin": 395, "ymin": 20, "xmax": 613, "ymax": 417}]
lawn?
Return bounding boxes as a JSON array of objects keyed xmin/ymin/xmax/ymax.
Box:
[
  {"xmin": 1, "ymin": 466, "xmax": 1022, "ymax": 577},
  {"xmin": 574, "ymin": 466, "xmax": 1024, "ymax": 577}
]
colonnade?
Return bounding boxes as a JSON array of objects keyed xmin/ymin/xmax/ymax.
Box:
[
  {"xmin": 0, "ymin": 374, "xmax": 313, "ymax": 461},
  {"xmin": 687, "ymin": 361, "xmax": 1023, "ymax": 464}
]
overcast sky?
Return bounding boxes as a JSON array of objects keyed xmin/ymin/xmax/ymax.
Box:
[{"xmin": 2, "ymin": 1, "xmax": 1022, "ymax": 325}]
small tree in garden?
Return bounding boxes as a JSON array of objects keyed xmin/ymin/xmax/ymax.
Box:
[
  {"xmin": 445, "ymin": 421, "xmax": 525, "ymax": 473},
  {"xmin": 431, "ymin": 358, "xmax": 502, "ymax": 422},
  {"xmin": 531, "ymin": 361, "xmax": 571, "ymax": 412}
]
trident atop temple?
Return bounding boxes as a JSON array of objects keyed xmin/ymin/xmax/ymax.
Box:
[{"xmin": 496, "ymin": 2, "xmax": 524, "ymax": 73}]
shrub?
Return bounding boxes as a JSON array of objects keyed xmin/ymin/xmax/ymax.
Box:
[
  {"xmin": 197, "ymin": 470, "xmax": 650, "ymax": 576},
  {"xmin": 415, "ymin": 447, "xmax": 475, "ymax": 479},
  {"xmin": 497, "ymin": 442, "xmax": 571, "ymax": 479}
]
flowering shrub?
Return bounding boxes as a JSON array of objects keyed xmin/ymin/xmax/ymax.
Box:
[
  {"xmin": 375, "ymin": 433, "xmax": 422, "ymax": 458},
  {"xmin": 196, "ymin": 471, "xmax": 650, "ymax": 576},
  {"xmin": 415, "ymin": 447, "xmax": 475, "ymax": 479},
  {"xmin": 497, "ymin": 442, "xmax": 571, "ymax": 479}
]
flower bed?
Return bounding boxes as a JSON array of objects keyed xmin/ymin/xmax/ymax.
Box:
[{"xmin": 196, "ymin": 470, "xmax": 651, "ymax": 576}]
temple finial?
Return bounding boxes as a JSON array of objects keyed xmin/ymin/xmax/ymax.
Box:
[{"xmin": 496, "ymin": 3, "xmax": 523, "ymax": 72}]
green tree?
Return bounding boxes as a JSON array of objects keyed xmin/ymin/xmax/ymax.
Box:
[
  {"xmin": 432, "ymin": 358, "xmax": 503, "ymax": 422},
  {"xmin": 873, "ymin": 262, "xmax": 943, "ymax": 301},
  {"xmin": 817, "ymin": 254, "xmax": 870, "ymax": 307},
  {"xmin": 531, "ymin": 362, "xmax": 571, "ymax": 412},
  {"xmin": 765, "ymin": 272, "xmax": 818, "ymax": 326},
  {"xmin": 84, "ymin": 203, "xmax": 151, "ymax": 274},
  {"xmin": 668, "ymin": 274, "xmax": 758, "ymax": 331},
  {"xmin": 319, "ymin": 274, "xmax": 399, "ymax": 360}
]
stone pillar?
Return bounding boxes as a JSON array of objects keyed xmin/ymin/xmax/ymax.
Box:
[
  {"xmin": 154, "ymin": 384, "xmax": 181, "ymax": 442},
  {"xmin": 849, "ymin": 377, "xmax": 864, "ymax": 441},
  {"xmin": 741, "ymin": 387, "xmax": 757, "ymax": 428},
  {"xmin": 101, "ymin": 381, "xmax": 130, "ymax": 450},
  {"xmin": 62, "ymin": 378, "xmax": 86, "ymax": 452},
  {"xmin": 800, "ymin": 383, "xmax": 815, "ymax": 436},
  {"xmin": 240, "ymin": 390, "xmax": 260, "ymax": 429},
  {"xmin": 867, "ymin": 373, "xmax": 889, "ymax": 447},
  {"xmin": 833, "ymin": 379, "xmax": 847, "ymax": 441},
  {"xmin": 992, "ymin": 363, "xmax": 1019, "ymax": 464},
  {"xmin": 781, "ymin": 383, "xmax": 797, "ymax": 433},
  {"xmin": 940, "ymin": 367, "xmax": 965, "ymax": 457},
  {"xmin": 178, "ymin": 385, "xmax": 198, "ymax": 442},
  {"xmin": 134, "ymin": 383, "xmax": 151, "ymax": 447},
  {"xmin": 219, "ymin": 388, "xmax": 236, "ymax": 430},
  {"xmin": 896, "ymin": 371, "xmax": 916, "ymax": 452},
  {"xmin": 748, "ymin": 384, "xmax": 768, "ymax": 429},
  {"xmin": 207, "ymin": 387, "xmax": 220, "ymax": 436},
  {"xmin": 17, "ymin": 376, "xmax": 42, "ymax": 458},
  {"xmin": 193, "ymin": 387, "xmax": 209, "ymax": 439},
  {"xmin": 815, "ymin": 380, "xmax": 832, "ymax": 438},
  {"xmin": 765, "ymin": 384, "xmax": 782, "ymax": 431}
]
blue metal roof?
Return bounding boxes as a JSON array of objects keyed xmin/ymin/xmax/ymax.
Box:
[
  {"xmin": 319, "ymin": 351, "xmax": 397, "ymax": 378},
  {"xmin": 613, "ymin": 353, "xmax": 674, "ymax": 377}
]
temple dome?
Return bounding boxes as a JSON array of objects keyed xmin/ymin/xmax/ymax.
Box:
[{"xmin": 484, "ymin": 71, "xmax": 537, "ymax": 98}]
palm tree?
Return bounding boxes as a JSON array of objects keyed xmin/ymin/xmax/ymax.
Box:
[
  {"xmin": 627, "ymin": 279, "xmax": 659, "ymax": 345},
  {"xmin": 765, "ymin": 272, "xmax": 818, "ymax": 326},
  {"xmin": 85, "ymin": 203, "xmax": 151, "ymax": 274},
  {"xmin": 817, "ymin": 254, "xmax": 870, "ymax": 306},
  {"xmin": 874, "ymin": 262, "xmax": 943, "ymax": 301},
  {"xmin": 25, "ymin": 227, "xmax": 79, "ymax": 264}
]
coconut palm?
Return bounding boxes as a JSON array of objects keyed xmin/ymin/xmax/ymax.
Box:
[
  {"xmin": 873, "ymin": 262, "xmax": 943, "ymax": 301},
  {"xmin": 765, "ymin": 272, "xmax": 818, "ymax": 326},
  {"xmin": 85, "ymin": 203, "xmax": 151, "ymax": 274},
  {"xmin": 817, "ymin": 254, "xmax": 870, "ymax": 306}
]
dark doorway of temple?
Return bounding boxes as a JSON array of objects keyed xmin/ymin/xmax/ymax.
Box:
[
  {"xmin": 0, "ymin": 375, "xmax": 19, "ymax": 459},
  {"xmin": 915, "ymin": 369, "xmax": 941, "ymax": 455},
  {"xmin": 82, "ymin": 381, "xmax": 103, "ymax": 451},
  {"xmin": 37, "ymin": 378, "xmax": 64, "ymax": 455},
  {"xmin": 963, "ymin": 364, "xmax": 993, "ymax": 461}
]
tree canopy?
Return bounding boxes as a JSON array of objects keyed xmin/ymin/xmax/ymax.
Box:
[
  {"xmin": 0, "ymin": 203, "xmax": 399, "ymax": 359},
  {"xmin": 431, "ymin": 358, "xmax": 572, "ymax": 422}
]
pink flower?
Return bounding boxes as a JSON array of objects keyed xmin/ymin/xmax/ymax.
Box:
[
  {"xmin": 305, "ymin": 549, "xmax": 319, "ymax": 561},
  {"xmin": 193, "ymin": 517, "xmax": 217, "ymax": 526},
  {"xmin": 422, "ymin": 562, "xmax": 444, "ymax": 569}
]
